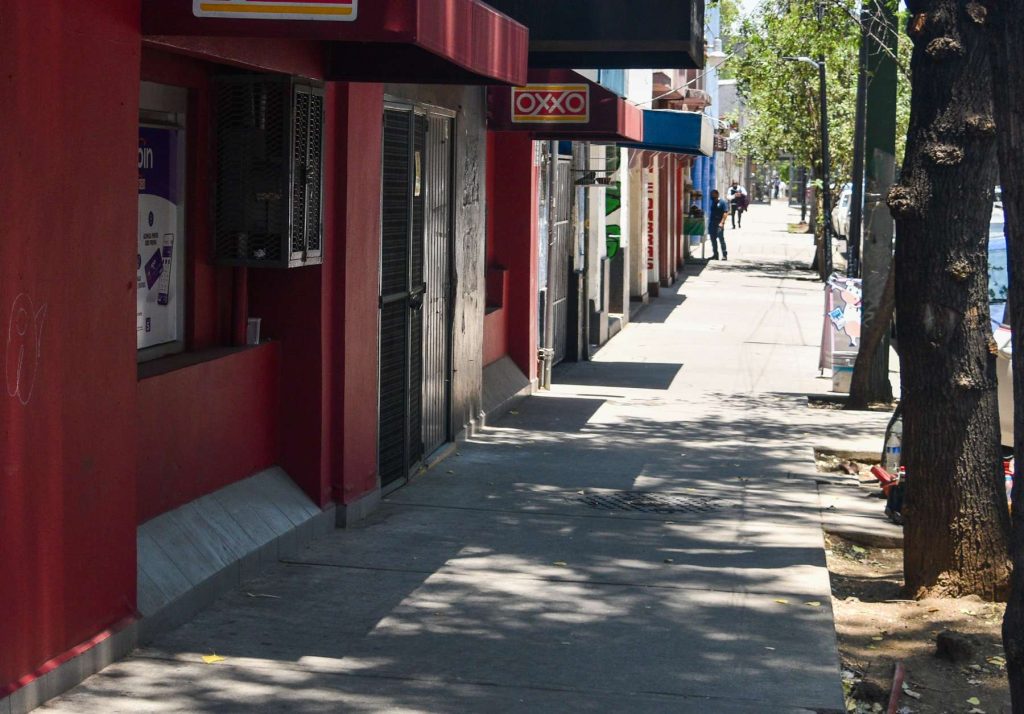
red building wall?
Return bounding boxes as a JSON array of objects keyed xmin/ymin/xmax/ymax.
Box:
[
  {"xmin": 248, "ymin": 267, "xmax": 329, "ymax": 505},
  {"xmin": 136, "ymin": 345, "xmax": 282, "ymax": 524},
  {"xmin": 0, "ymin": 0, "xmax": 140, "ymax": 692},
  {"xmin": 485, "ymin": 132, "xmax": 538, "ymax": 382}
]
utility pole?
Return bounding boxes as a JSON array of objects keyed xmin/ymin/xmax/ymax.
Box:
[
  {"xmin": 800, "ymin": 166, "xmax": 808, "ymax": 222},
  {"xmin": 783, "ymin": 54, "xmax": 833, "ymax": 279},
  {"xmin": 817, "ymin": 55, "xmax": 833, "ymax": 279},
  {"xmin": 848, "ymin": 21, "xmax": 869, "ymax": 279}
]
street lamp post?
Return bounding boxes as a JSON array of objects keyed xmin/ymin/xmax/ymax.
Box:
[{"xmin": 783, "ymin": 54, "xmax": 833, "ymax": 279}]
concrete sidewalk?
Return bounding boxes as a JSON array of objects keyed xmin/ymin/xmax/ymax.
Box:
[{"xmin": 44, "ymin": 202, "xmax": 890, "ymax": 713}]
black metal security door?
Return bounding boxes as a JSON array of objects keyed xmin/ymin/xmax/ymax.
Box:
[
  {"xmin": 421, "ymin": 113, "xmax": 455, "ymax": 457},
  {"xmin": 549, "ymin": 156, "xmax": 573, "ymax": 365},
  {"xmin": 379, "ymin": 107, "xmax": 427, "ymax": 488}
]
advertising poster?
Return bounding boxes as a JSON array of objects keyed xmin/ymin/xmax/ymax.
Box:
[
  {"xmin": 137, "ymin": 126, "xmax": 182, "ymax": 350},
  {"xmin": 818, "ymin": 273, "xmax": 863, "ymax": 370}
]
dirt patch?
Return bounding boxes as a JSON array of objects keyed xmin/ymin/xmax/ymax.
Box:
[
  {"xmin": 808, "ymin": 399, "xmax": 846, "ymax": 411},
  {"xmin": 807, "ymin": 397, "xmax": 897, "ymax": 412},
  {"xmin": 826, "ymin": 534, "xmax": 1010, "ymax": 713},
  {"xmin": 815, "ymin": 450, "xmax": 876, "ymax": 483}
]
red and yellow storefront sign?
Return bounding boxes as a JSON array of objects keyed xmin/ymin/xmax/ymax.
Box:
[
  {"xmin": 193, "ymin": 0, "xmax": 358, "ymax": 21},
  {"xmin": 511, "ymin": 84, "xmax": 589, "ymax": 124}
]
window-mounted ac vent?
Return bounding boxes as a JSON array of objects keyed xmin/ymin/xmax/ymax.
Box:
[{"xmin": 213, "ymin": 75, "xmax": 324, "ymax": 268}]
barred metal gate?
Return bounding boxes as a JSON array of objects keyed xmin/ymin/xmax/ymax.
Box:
[
  {"xmin": 379, "ymin": 106, "xmax": 426, "ymax": 488},
  {"xmin": 421, "ymin": 113, "xmax": 454, "ymax": 458},
  {"xmin": 378, "ymin": 105, "xmax": 454, "ymax": 489},
  {"xmin": 549, "ymin": 157, "xmax": 573, "ymax": 365}
]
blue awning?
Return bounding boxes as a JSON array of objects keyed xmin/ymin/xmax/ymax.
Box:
[{"xmin": 621, "ymin": 110, "xmax": 714, "ymax": 156}]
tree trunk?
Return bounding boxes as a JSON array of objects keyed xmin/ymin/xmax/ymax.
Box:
[
  {"xmin": 985, "ymin": 0, "xmax": 1024, "ymax": 706},
  {"xmin": 890, "ymin": 0, "xmax": 1010, "ymax": 599},
  {"xmin": 847, "ymin": 266, "xmax": 894, "ymax": 409},
  {"xmin": 848, "ymin": 0, "xmax": 900, "ymax": 407}
]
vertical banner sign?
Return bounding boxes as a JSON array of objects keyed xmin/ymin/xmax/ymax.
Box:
[
  {"xmin": 646, "ymin": 171, "xmax": 659, "ymax": 285},
  {"xmin": 193, "ymin": 0, "xmax": 358, "ymax": 21},
  {"xmin": 137, "ymin": 127, "xmax": 182, "ymax": 350}
]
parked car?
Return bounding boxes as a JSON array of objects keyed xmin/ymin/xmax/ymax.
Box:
[
  {"xmin": 831, "ymin": 183, "xmax": 853, "ymax": 238},
  {"xmin": 988, "ymin": 204, "xmax": 1013, "ymax": 447}
]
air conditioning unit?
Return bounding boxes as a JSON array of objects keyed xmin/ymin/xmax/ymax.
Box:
[{"xmin": 213, "ymin": 75, "xmax": 325, "ymax": 268}]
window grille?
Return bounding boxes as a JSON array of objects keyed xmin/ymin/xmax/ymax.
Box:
[{"xmin": 213, "ymin": 75, "xmax": 325, "ymax": 268}]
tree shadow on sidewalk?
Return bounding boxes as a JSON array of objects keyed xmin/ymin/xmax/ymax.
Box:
[{"xmin": 51, "ymin": 390, "xmax": 861, "ymax": 713}]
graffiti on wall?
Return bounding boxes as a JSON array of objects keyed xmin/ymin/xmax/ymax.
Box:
[{"xmin": 5, "ymin": 293, "xmax": 47, "ymax": 406}]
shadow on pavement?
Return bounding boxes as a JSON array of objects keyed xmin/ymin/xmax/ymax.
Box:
[
  {"xmin": 552, "ymin": 361, "xmax": 683, "ymax": 390},
  {"xmin": 708, "ymin": 259, "xmax": 819, "ymax": 282}
]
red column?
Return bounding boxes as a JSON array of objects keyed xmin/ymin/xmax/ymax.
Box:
[
  {"xmin": 486, "ymin": 132, "xmax": 539, "ymax": 383},
  {"xmin": 658, "ymin": 154, "xmax": 671, "ymax": 287},
  {"xmin": 326, "ymin": 82, "xmax": 385, "ymax": 506},
  {"xmin": 676, "ymin": 160, "xmax": 685, "ymax": 270}
]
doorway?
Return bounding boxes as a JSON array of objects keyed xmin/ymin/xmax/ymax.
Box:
[{"xmin": 378, "ymin": 103, "xmax": 455, "ymax": 489}]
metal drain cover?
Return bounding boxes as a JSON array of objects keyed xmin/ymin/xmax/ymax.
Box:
[{"xmin": 575, "ymin": 491, "xmax": 730, "ymax": 514}]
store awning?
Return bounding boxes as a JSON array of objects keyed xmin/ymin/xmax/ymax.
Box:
[
  {"xmin": 483, "ymin": 0, "xmax": 703, "ymax": 69},
  {"xmin": 621, "ymin": 110, "xmax": 715, "ymax": 157},
  {"xmin": 142, "ymin": 0, "xmax": 528, "ymax": 85},
  {"xmin": 487, "ymin": 69, "xmax": 643, "ymax": 142}
]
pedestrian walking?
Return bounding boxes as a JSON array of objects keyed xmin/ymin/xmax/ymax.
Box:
[
  {"xmin": 708, "ymin": 189, "xmax": 729, "ymax": 260},
  {"xmin": 728, "ymin": 181, "xmax": 747, "ymax": 229}
]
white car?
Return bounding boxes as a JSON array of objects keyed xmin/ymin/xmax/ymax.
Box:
[
  {"xmin": 831, "ymin": 183, "xmax": 853, "ymax": 238},
  {"xmin": 988, "ymin": 204, "xmax": 1012, "ymax": 447}
]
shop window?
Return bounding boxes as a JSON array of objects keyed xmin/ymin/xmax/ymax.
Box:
[
  {"xmin": 212, "ymin": 76, "xmax": 324, "ymax": 268},
  {"xmin": 137, "ymin": 83, "xmax": 187, "ymax": 361}
]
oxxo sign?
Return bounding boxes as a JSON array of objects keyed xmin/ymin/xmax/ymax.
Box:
[
  {"xmin": 194, "ymin": 0, "xmax": 358, "ymax": 21},
  {"xmin": 512, "ymin": 84, "xmax": 590, "ymax": 124}
]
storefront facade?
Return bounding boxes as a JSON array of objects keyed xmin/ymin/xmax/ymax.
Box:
[
  {"xmin": 484, "ymin": 70, "xmax": 643, "ymax": 386},
  {"xmin": 1, "ymin": 1, "xmax": 707, "ymax": 710},
  {"xmin": 1, "ymin": 1, "xmax": 526, "ymax": 708}
]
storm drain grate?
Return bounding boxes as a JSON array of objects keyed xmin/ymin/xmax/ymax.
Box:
[{"xmin": 574, "ymin": 491, "xmax": 731, "ymax": 514}]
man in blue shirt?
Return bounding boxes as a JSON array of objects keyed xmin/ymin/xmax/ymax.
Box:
[{"xmin": 708, "ymin": 189, "xmax": 730, "ymax": 260}]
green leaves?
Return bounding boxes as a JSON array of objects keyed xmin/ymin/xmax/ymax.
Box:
[{"xmin": 733, "ymin": 0, "xmax": 909, "ymax": 186}]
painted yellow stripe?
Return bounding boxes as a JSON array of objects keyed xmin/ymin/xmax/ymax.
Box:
[
  {"xmin": 199, "ymin": 3, "xmax": 353, "ymax": 15},
  {"xmin": 515, "ymin": 85, "xmax": 588, "ymax": 92}
]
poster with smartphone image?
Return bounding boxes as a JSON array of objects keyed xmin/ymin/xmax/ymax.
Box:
[{"xmin": 137, "ymin": 126, "xmax": 183, "ymax": 350}]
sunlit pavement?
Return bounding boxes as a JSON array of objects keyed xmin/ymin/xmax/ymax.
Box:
[{"xmin": 43, "ymin": 200, "xmax": 894, "ymax": 713}]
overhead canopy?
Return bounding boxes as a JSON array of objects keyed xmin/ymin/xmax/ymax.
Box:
[
  {"xmin": 487, "ymin": 69, "xmax": 643, "ymax": 142},
  {"xmin": 621, "ymin": 110, "xmax": 715, "ymax": 157},
  {"xmin": 143, "ymin": 0, "xmax": 528, "ymax": 85},
  {"xmin": 483, "ymin": 0, "xmax": 703, "ymax": 69}
]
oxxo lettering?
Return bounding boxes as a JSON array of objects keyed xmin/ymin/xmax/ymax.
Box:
[{"xmin": 512, "ymin": 85, "xmax": 589, "ymax": 123}]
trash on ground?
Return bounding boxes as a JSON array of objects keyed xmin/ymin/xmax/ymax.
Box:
[{"xmin": 901, "ymin": 683, "xmax": 921, "ymax": 700}]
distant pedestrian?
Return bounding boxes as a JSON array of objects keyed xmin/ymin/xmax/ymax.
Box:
[
  {"xmin": 728, "ymin": 181, "xmax": 747, "ymax": 229},
  {"xmin": 708, "ymin": 189, "xmax": 729, "ymax": 260}
]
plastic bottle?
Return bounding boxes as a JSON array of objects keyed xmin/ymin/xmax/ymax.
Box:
[
  {"xmin": 1006, "ymin": 458, "xmax": 1015, "ymax": 509},
  {"xmin": 883, "ymin": 415, "xmax": 903, "ymax": 475}
]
